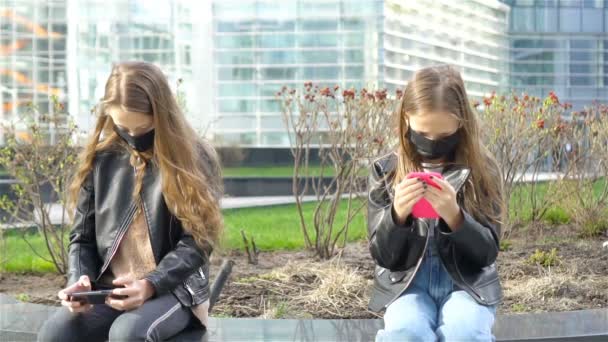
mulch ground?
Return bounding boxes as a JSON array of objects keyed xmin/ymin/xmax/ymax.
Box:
[{"xmin": 1, "ymin": 223, "xmax": 606, "ymax": 318}]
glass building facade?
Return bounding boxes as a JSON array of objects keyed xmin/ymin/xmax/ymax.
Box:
[
  {"xmin": 65, "ymin": 0, "xmax": 204, "ymax": 132},
  {"xmin": 1, "ymin": 0, "xmax": 205, "ymax": 136},
  {"xmin": 502, "ymin": 0, "xmax": 608, "ymax": 111},
  {"xmin": 212, "ymin": 0, "xmax": 510, "ymax": 147},
  {"xmin": 1, "ymin": 0, "xmax": 68, "ymax": 122},
  {"xmin": 3, "ymin": 0, "xmax": 607, "ymax": 147},
  {"xmin": 211, "ymin": 0, "xmax": 384, "ymax": 146},
  {"xmin": 384, "ymin": 0, "xmax": 510, "ymax": 98}
]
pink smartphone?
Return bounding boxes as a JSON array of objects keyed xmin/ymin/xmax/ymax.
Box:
[{"xmin": 406, "ymin": 171, "xmax": 443, "ymax": 219}]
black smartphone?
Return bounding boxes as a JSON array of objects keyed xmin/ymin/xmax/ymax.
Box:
[{"xmin": 68, "ymin": 290, "xmax": 127, "ymax": 305}]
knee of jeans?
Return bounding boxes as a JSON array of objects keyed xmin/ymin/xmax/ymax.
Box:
[
  {"xmin": 37, "ymin": 310, "xmax": 80, "ymax": 342},
  {"xmin": 437, "ymin": 324, "xmax": 494, "ymax": 342},
  {"xmin": 379, "ymin": 324, "xmax": 435, "ymax": 342},
  {"xmin": 108, "ymin": 313, "xmax": 145, "ymax": 342}
]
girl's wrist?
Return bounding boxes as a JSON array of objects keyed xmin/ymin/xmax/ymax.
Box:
[
  {"xmin": 141, "ymin": 279, "xmax": 156, "ymax": 300},
  {"xmin": 445, "ymin": 205, "xmax": 464, "ymax": 231},
  {"xmin": 391, "ymin": 204, "xmax": 406, "ymax": 226}
]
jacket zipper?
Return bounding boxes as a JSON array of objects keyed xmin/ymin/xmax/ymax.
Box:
[
  {"xmin": 139, "ymin": 183, "xmax": 156, "ymax": 263},
  {"xmin": 95, "ymin": 202, "xmax": 137, "ymax": 281},
  {"xmin": 384, "ymin": 220, "xmax": 430, "ymax": 308},
  {"xmin": 185, "ymin": 282, "xmax": 195, "ymax": 296},
  {"xmin": 95, "ymin": 165, "xmax": 139, "ymax": 282},
  {"xmin": 168, "ymin": 216, "xmax": 174, "ymax": 246}
]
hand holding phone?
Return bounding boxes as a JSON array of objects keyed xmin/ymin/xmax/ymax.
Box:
[
  {"xmin": 392, "ymin": 174, "xmax": 427, "ymax": 224},
  {"xmin": 68, "ymin": 290, "xmax": 128, "ymax": 305},
  {"xmin": 405, "ymin": 171, "xmax": 443, "ymax": 219},
  {"xmin": 58, "ymin": 275, "xmax": 93, "ymax": 313}
]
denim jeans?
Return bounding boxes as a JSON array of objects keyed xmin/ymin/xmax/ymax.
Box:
[{"xmin": 375, "ymin": 241, "xmax": 497, "ymax": 342}]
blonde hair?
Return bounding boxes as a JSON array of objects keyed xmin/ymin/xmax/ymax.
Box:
[{"xmin": 68, "ymin": 61, "xmax": 223, "ymax": 253}]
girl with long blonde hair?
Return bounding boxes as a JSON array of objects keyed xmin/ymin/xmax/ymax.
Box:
[
  {"xmin": 367, "ymin": 64, "xmax": 504, "ymax": 341},
  {"xmin": 38, "ymin": 61, "xmax": 223, "ymax": 341}
]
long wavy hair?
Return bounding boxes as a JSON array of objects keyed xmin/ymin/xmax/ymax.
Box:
[
  {"xmin": 390, "ymin": 64, "xmax": 504, "ymax": 229},
  {"xmin": 68, "ymin": 61, "xmax": 223, "ymax": 253}
]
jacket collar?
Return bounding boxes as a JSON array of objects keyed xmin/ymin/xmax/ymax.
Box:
[
  {"xmin": 377, "ymin": 152, "xmax": 471, "ymax": 193},
  {"xmin": 442, "ymin": 164, "xmax": 471, "ymax": 193}
]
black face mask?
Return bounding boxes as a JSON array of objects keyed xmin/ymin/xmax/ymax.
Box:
[
  {"xmin": 114, "ymin": 126, "xmax": 155, "ymax": 152},
  {"xmin": 408, "ymin": 128, "xmax": 460, "ymax": 160}
]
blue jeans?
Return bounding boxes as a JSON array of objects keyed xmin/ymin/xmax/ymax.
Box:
[{"xmin": 376, "ymin": 242, "xmax": 497, "ymax": 342}]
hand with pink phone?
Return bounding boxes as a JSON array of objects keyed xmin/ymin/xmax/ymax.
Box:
[
  {"xmin": 391, "ymin": 171, "xmax": 443, "ymax": 225},
  {"xmin": 405, "ymin": 171, "xmax": 443, "ymax": 219}
]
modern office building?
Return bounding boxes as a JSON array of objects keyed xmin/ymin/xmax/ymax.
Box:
[
  {"xmin": 383, "ymin": 0, "xmax": 510, "ymax": 98},
  {"xmin": 2, "ymin": 0, "xmax": 206, "ymax": 137},
  {"xmin": 1, "ymin": 0, "xmax": 68, "ymax": 125},
  {"xmin": 3, "ymin": 0, "xmax": 606, "ymax": 148},
  {"xmin": 211, "ymin": 0, "xmax": 384, "ymax": 146},
  {"xmin": 65, "ymin": 0, "xmax": 206, "ymax": 132},
  {"xmin": 211, "ymin": 0, "xmax": 512, "ymax": 147},
  {"xmin": 501, "ymin": 0, "xmax": 608, "ymax": 111}
]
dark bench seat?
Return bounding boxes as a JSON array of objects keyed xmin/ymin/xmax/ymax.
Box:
[{"xmin": 2, "ymin": 294, "xmax": 606, "ymax": 342}]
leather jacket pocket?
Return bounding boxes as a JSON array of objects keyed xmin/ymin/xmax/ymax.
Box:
[
  {"xmin": 476, "ymin": 277, "xmax": 502, "ymax": 306},
  {"xmin": 374, "ymin": 265, "xmax": 414, "ymax": 292},
  {"xmin": 458, "ymin": 261, "xmax": 503, "ymax": 305},
  {"xmin": 471, "ymin": 263, "xmax": 503, "ymax": 305}
]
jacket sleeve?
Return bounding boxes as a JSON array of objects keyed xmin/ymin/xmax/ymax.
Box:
[
  {"xmin": 143, "ymin": 143, "xmax": 222, "ymax": 295},
  {"xmin": 67, "ymin": 171, "xmax": 101, "ymax": 287},
  {"xmin": 143, "ymin": 226, "xmax": 213, "ymax": 295},
  {"xmin": 438, "ymin": 191, "xmax": 501, "ymax": 268},
  {"xmin": 367, "ymin": 161, "xmax": 417, "ymax": 270}
]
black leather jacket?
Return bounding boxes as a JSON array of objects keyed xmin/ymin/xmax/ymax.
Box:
[
  {"xmin": 67, "ymin": 145, "xmax": 220, "ymax": 308},
  {"xmin": 367, "ymin": 152, "xmax": 503, "ymax": 312}
]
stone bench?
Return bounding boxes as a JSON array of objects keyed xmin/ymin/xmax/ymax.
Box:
[{"xmin": 2, "ymin": 293, "xmax": 606, "ymax": 342}]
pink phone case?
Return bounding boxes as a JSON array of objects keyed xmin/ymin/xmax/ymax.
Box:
[{"xmin": 406, "ymin": 171, "xmax": 443, "ymax": 219}]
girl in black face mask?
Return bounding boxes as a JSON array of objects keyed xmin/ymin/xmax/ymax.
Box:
[
  {"xmin": 113, "ymin": 123, "xmax": 155, "ymax": 153},
  {"xmin": 38, "ymin": 61, "xmax": 223, "ymax": 342},
  {"xmin": 367, "ymin": 64, "xmax": 505, "ymax": 342},
  {"xmin": 406, "ymin": 118, "xmax": 461, "ymax": 162}
]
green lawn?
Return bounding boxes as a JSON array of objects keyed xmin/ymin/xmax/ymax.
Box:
[
  {"xmin": 221, "ymin": 198, "xmax": 367, "ymax": 251},
  {"xmin": 2, "ymin": 177, "xmax": 606, "ymax": 274},
  {"xmin": 509, "ymin": 177, "xmax": 607, "ymax": 221},
  {"xmin": 1, "ymin": 230, "xmax": 60, "ymax": 273},
  {"xmin": 0, "ymin": 198, "xmax": 368, "ymax": 273},
  {"xmin": 222, "ymin": 165, "xmax": 369, "ymax": 178}
]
